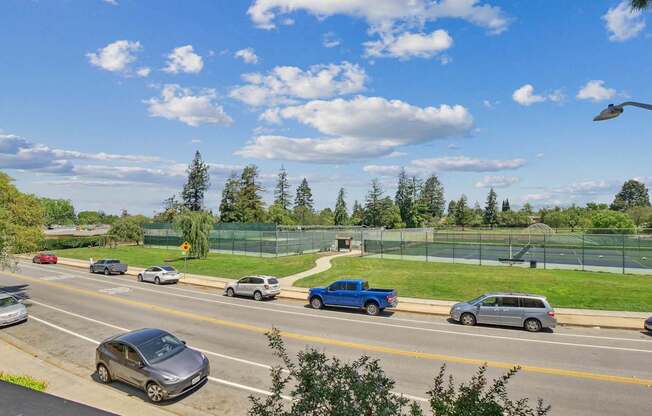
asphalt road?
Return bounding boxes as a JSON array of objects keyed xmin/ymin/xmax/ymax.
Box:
[{"xmin": 1, "ymin": 261, "xmax": 651, "ymax": 415}]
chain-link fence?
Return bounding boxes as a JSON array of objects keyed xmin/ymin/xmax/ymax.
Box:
[
  {"xmin": 362, "ymin": 229, "xmax": 652, "ymax": 275},
  {"xmin": 143, "ymin": 223, "xmax": 363, "ymax": 257}
]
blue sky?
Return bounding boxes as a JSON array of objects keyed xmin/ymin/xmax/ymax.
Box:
[{"xmin": 1, "ymin": 0, "xmax": 650, "ymax": 215}]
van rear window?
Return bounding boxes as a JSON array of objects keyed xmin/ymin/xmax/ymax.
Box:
[
  {"xmin": 268, "ymin": 278, "xmax": 279, "ymax": 284},
  {"xmin": 521, "ymin": 298, "xmax": 545, "ymax": 308}
]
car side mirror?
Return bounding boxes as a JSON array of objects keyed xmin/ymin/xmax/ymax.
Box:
[
  {"xmin": 137, "ymin": 361, "xmax": 145, "ymax": 368},
  {"xmin": 181, "ymin": 340, "xmax": 187, "ymax": 345}
]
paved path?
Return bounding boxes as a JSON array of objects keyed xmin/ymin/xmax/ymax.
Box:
[
  {"xmin": 280, "ymin": 250, "xmax": 361, "ymax": 287},
  {"xmin": 2, "ymin": 262, "xmax": 652, "ymax": 416}
]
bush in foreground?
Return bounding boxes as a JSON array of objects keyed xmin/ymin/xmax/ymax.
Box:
[
  {"xmin": 0, "ymin": 372, "xmax": 47, "ymax": 392},
  {"xmin": 249, "ymin": 329, "xmax": 550, "ymax": 416}
]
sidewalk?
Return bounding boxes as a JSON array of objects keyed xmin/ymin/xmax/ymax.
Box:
[
  {"xmin": 49, "ymin": 256, "xmax": 651, "ymax": 330},
  {"xmin": 0, "ymin": 335, "xmax": 180, "ymax": 416}
]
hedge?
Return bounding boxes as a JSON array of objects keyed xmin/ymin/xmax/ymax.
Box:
[{"xmin": 43, "ymin": 236, "xmax": 106, "ymax": 250}]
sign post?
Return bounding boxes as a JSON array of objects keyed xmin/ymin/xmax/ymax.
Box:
[{"xmin": 180, "ymin": 241, "xmax": 191, "ymax": 278}]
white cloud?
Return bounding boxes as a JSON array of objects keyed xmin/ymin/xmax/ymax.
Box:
[
  {"xmin": 163, "ymin": 45, "xmax": 204, "ymax": 74},
  {"xmin": 136, "ymin": 67, "xmax": 151, "ymax": 77},
  {"xmin": 475, "ymin": 175, "xmax": 520, "ymax": 188},
  {"xmin": 364, "ymin": 156, "xmax": 526, "ymax": 176},
  {"xmin": 576, "ymin": 80, "xmax": 617, "ymax": 102},
  {"xmin": 87, "ymin": 40, "xmax": 142, "ymax": 74},
  {"xmin": 237, "ymin": 95, "xmax": 474, "ymax": 162},
  {"xmin": 146, "ymin": 84, "xmax": 233, "ymax": 127},
  {"xmin": 512, "ymin": 84, "xmax": 563, "ymax": 106},
  {"xmin": 102, "ymin": 0, "xmax": 118, "ymax": 5},
  {"xmin": 235, "ymin": 48, "xmax": 259, "ymax": 64},
  {"xmin": 603, "ymin": 1, "xmax": 646, "ymax": 42},
  {"xmin": 555, "ymin": 180, "xmax": 618, "ymax": 195},
  {"xmin": 323, "ymin": 32, "xmax": 341, "ymax": 48},
  {"xmin": 364, "ymin": 29, "xmax": 453, "ymax": 59},
  {"xmin": 229, "ymin": 61, "xmax": 368, "ymax": 107},
  {"xmin": 247, "ymin": 0, "xmax": 510, "ymax": 35}
]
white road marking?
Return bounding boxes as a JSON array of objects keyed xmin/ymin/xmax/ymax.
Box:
[
  {"xmin": 99, "ymin": 287, "xmax": 131, "ymax": 295},
  {"xmin": 21, "ymin": 262, "xmax": 652, "ymax": 347},
  {"xmin": 41, "ymin": 275, "xmax": 75, "ymax": 281}
]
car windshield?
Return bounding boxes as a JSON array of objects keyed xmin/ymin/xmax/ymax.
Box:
[
  {"xmin": 467, "ymin": 295, "xmax": 486, "ymax": 305},
  {"xmin": 161, "ymin": 266, "xmax": 176, "ymax": 271},
  {"xmin": 43, "ymin": 252, "xmax": 55, "ymax": 256},
  {"xmin": 137, "ymin": 334, "xmax": 185, "ymax": 364},
  {"xmin": 0, "ymin": 297, "xmax": 18, "ymax": 307}
]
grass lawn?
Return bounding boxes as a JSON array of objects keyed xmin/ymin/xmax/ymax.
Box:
[
  {"xmin": 55, "ymin": 246, "xmax": 321, "ymax": 278},
  {"xmin": 0, "ymin": 372, "xmax": 47, "ymax": 391},
  {"xmin": 294, "ymin": 257, "xmax": 652, "ymax": 312}
]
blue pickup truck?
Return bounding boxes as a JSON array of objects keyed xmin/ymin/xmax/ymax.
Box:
[{"xmin": 308, "ymin": 279, "xmax": 397, "ymax": 316}]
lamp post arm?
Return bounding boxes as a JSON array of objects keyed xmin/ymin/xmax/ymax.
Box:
[{"xmin": 620, "ymin": 101, "xmax": 652, "ymax": 111}]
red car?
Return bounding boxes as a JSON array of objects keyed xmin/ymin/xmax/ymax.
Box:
[{"xmin": 32, "ymin": 252, "xmax": 58, "ymax": 264}]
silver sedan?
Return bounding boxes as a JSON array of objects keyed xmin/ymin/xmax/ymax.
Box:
[
  {"xmin": 0, "ymin": 293, "xmax": 28, "ymax": 327},
  {"xmin": 138, "ymin": 266, "xmax": 180, "ymax": 285}
]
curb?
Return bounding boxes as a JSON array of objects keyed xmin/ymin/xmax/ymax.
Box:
[{"xmin": 36, "ymin": 256, "xmax": 651, "ymax": 331}]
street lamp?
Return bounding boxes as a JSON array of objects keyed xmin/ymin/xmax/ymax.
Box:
[{"xmin": 593, "ymin": 101, "xmax": 652, "ymax": 121}]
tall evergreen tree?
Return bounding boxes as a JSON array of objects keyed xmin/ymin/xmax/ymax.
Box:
[
  {"xmin": 182, "ymin": 151, "xmax": 210, "ymax": 211},
  {"xmin": 274, "ymin": 166, "xmax": 291, "ymax": 210},
  {"xmin": 219, "ymin": 173, "xmax": 240, "ymax": 223},
  {"xmin": 421, "ymin": 175, "xmax": 445, "ymax": 219},
  {"xmin": 237, "ymin": 165, "xmax": 265, "ymax": 223},
  {"xmin": 447, "ymin": 200, "xmax": 457, "ymax": 216},
  {"xmin": 333, "ymin": 188, "xmax": 349, "ymax": 226},
  {"xmin": 294, "ymin": 178, "xmax": 314, "ymax": 211},
  {"xmin": 364, "ymin": 179, "xmax": 385, "ymax": 227},
  {"xmin": 350, "ymin": 200, "xmax": 365, "ymax": 226},
  {"xmin": 502, "ymin": 198, "xmax": 511, "ymax": 212},
  {"xmin": 484, "ymin": 188, "xmax": 498, "ymax": 227},
  {"xmin": 454, "ymin": 195, "xmax": 468, "ymax": 227},
  {"xmin": 395, "ymin": 168, "xmax": 411, "ymax": 224},
  {"xmin": 611, "ymin": 179, "xmax": 651, "ymax": 211}
]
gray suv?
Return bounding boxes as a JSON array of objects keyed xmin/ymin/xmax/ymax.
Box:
[
  {"xmin": 450, "ymin": 293, "xmax": 556, "ymax": 332},
  {"xmin": 95, "ymin": 328, "xmax": 210, "ymax": 402},
  {"xmin": 224, "ymin": 276, "xmax": 280, "ymax": 301}
]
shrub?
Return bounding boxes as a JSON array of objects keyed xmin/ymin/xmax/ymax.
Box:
[
  {"xmin": 43, "ymin": 236, "xmax": 106, "ymax": 250},
  {"xmin": 0, "ymin": 372, "xmax": 47, "ymax": 392},
  {"xmin": 249, "ymin": 329, "xmax": 550, "ymax": 416}
]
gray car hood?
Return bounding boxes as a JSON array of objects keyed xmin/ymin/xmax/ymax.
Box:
[
  {"xmin": 0, "ymin": 304, "xmax": 26, "ymax": 317},
  {"xmin": 149, "ymin": 347, "xmax": 204, "ymax": 378}
]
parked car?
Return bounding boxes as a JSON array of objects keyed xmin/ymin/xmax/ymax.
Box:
[
  {"xmin": 95, "ymin": 328, "xmax": 210, "ymax": 403},
  {"xmin": 308, "ymin": 279, "xmax": 397, "ymax": 316},
  {"xmin": 90, "ymin": 259, "xmax": 128, "ymax": 276},
  {"xmin": 32, "ymin": 252, "xmax": 58, "ymax": 264},
  {"xmin": 138, "ymin": 266, "xmax": 180, "ymax": 285},
  {"xmin": 449, "ymin": 293, "xmax": 556, "ymax": 332},
  {"xmin": 0, "ymin": 293, "xmax": 28, "ymax": 327},
  {"xmin": 645, "ymin": 316, "xmax": 652, "ymax": 332},
  {"xmin": 224, "ymin": 276, "xmax": 280, "ymax": 301}
]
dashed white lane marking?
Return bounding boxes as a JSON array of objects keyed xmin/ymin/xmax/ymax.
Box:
[
  {"xmin": 27, "ymin": 300, "xmax": 427, "ymax": 402},
  {"xmin": 41, "ymin": 275, "xmax": 75, "ymax": 281},
  {"xmin": 99, "ymin": 287, "xmax": 131, "ymax": 295}
]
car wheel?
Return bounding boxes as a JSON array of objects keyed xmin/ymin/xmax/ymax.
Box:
[
  {"xmin": 104, "ymin": 268, "xmax": 110, "ymax": 276},
  {"xmin": 137, "ymin": 274, "xmax": 143, "ymax": 282},
  {"xmin": 32, "ymin": 258, "xmax": 37, "ymax": 264},
  {"xmin": 310, "ymin": 297, "xmax": 323, "ymax": 310},
  {"xmin": 460, "ymin": 313, "xmax": 477, "ymax": 326},
  {"xmin": 119, "ymin": 272, "xmax": 125, "ymax": 275},
  {"xmin": 226, "ymin": 288, "xmax": 235, "ymax": 297},
  {"xmin": 253, "ymin": 291, "xmax": 263, "ymax": 301},
  {"xmin": 97, "ymin": 364, "xmax": 111, "ymax": 384},
  {"xmin": 154, "ymin": 277, "xmax": 160, "ymax": 285},
  {"xmin": 146, "ymin": 382, "xmax": 165, "ymax": 403},
  {"xmin": 90, "ymin": 266, "xmax": 94, "ymax": 273},
  {"xmin": 365, "ymin": 302, "xmax": 380, "ymax": 316},
  {"xmin": 524, "ymin": 318, "xmax": 542, "ymax": 333}
]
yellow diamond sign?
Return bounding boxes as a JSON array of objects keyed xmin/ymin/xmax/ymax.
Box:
[{"xmin": 180, "ymin": 241, "xmax": 191, "ymax": 252}]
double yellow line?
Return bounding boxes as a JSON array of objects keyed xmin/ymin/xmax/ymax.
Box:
[{"xmin": 6, "ymin": 270, "xmax": 652, "ymax": 388}]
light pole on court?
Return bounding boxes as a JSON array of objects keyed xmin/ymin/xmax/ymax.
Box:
[{"xmin": 593, "ymin": 101, "xmax": 652, "ymax": 121}]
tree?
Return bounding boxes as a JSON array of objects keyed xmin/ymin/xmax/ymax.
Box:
[
  {"xmin": 364, "ymin": 179, "xmax": 385, "ymax": 227},
  {"xmin": 294, "ymin": 178, "xmax": 314, "ymax": 223},
  {"xmin": 395, "ymin": 168, "xmax": 411, "ymax": 224},
  {"xmin": 0, "ymin": 172, "xmax": 44, "ymax": 267},
  {"xmin": 379, "ymin": 197, "xmax": 404, "ymax": 229},
  {"xmin": 107, "ymin": 217, "xmax": 144, "ymax": 246},
  {"xmin": 611, "ymin": 180, "xmax": 651, "ymax": 211},
  {"xmin": 421, "ymin": 175, "xmax": 445, "ymax": 220},
  {"xmin": 483, "ymin": 189, "xmax": 498, "ymax": 227},
  {"xmin": 219, "ymin": 173, "xmax": 241, "ymax": 223},
  {"xmin": 153, "ymin": 195, "xmax": 181, "ymax": 223},
  {"xmin": 182, "ymin": 151, "xmax": 210, "ymax": 211},
  {"xmin": 274, "ymin": 166, "xmax": 291, "ymax": 211},
  {"xmin": 502, "ymin": 199, "xmax": 511, "ymax": 212},
  {"xmin": 447, "ymin": 200, "xmax": 457, "ymax": 216},
  {"xmin": 77, "ymin": 211, "xmax": 103, "ymax": 225},
  {"xmin": 267, "ymin": 203, "xmax": 295, "ymax": 225},
  {"xmin": 627, "ymin": 206, "xmax": 652, "ymax": 227},
  {"xmin": 454, "ymin": 195, "xmax": 468, "ymax": 228},
  {"xmin": 237, "ymin": 165, "xmax": 266, "ymax": 223},
  {"xmin": 520, "ymin": 202, "xmax": 534, "ymax": 215},
  {"xmin": 250, "ymin": 328, "xmax": 550, "ymax": 416},
  {"xmin": 40, "ymin": 198, "xmax": 75, "ymax": 226},
  {"xmin": 498, "ymin": 211, "xmax": 531, "ymax": 227},
  {"xmin": 173, "ymin": 210, "xmax": 214, "ymax": 258},
  {"xmin": 590, "ymin": 210, "xmax": 636, "ymax": 234},
  {"xmin": 334, "ymin": 188, "xmax": 349, "ymax": 226},
  {"xmin": 318, "ymin": 208, "xmax": 335, "ymax": 226},
  {"xmin": 350, "ymin": 200, "xmax": 365, "ymax": 226},
  {"xmin": 631, "ymin": 0, "xmax": 650, "ymax": 11}
]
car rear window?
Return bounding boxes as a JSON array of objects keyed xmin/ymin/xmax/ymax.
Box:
[
  {"xmin": 106, "ymin": 260, "xmax": 120, "ymax": 264},
  {"xmin": 268, "ymin": 278, "xmax": 279, "ymax": 285},
  {"xmin": 521, "ymin": 298, "xmax": 545, "ymax": 308},
  {"xmin": 161, "ymin": 266, "xmax": 175, "ymax": 271}
]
